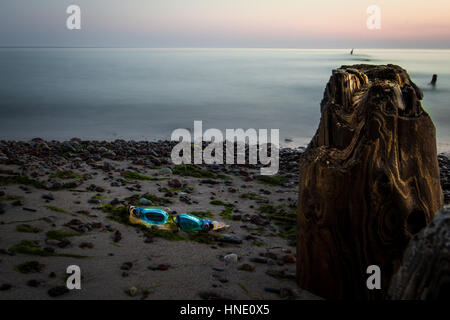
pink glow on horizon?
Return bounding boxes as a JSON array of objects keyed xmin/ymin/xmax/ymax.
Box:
[{"xmin": 108, "ymin": 0, "xmax": 450, "ymax": 47}]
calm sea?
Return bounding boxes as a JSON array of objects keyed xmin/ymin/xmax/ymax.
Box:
[{"xmin": 0, "ymin": 48, "xmax": 449, "ymax": 151}]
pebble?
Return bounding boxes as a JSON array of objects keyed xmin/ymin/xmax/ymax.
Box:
[
  {"xmin": 121, "ymin": 262, "xmax": 133, "ymax": 271},
  {"xmin": 283, "ymin": 254, "xmax": 296, "ymax": 264},
  {"xmin": 79, "ymin": 242, "xmax": 94, "ymax": 249},
  {"xmin": 218, "ymin": 277, "xmax": 229, "ymax": 283},
  {"xmin": 0, "ymin": 203, "xmax": 6, "ymax": 214},
  {"xmin": 57, "ymin": 239, "xmax": 71, "ymax": 248},
  {"xmin": 139, "ymin": 198, "xmax": 151, "ymax": 205},
  {"xmin": 144, "ymin": 237, "xmax": 154, "ymax": 244},
  {"xmin": 159, "ymin": 168, "xmax": 173, "ymax": 176},
  {"xmin": 42, "ymin": 193, "xmax": 55, "ymax": 201},
  {"xmin": 280, "ymin": 288, "xmax": 296, "ymax": 299},
  {"xmin": 168, "ymin": 179, "xmax": 182, "ymax": 188},
  {"xmin": 126, "ymin": 286, "xmax": 139, "ymax": 297},
  {"xmin": 157, "ymin": 264, "xmax": 170, "ymax": 271},
  {"xmin": 264, "ymin": 288, "xmax": 281, "ymax": 294},
  {"xmin": 110, "ymin": 198, "xmax": 121, "ymax": 205},
  {"xmin": 224, "ymin": 253, "xmax": 238, "ymax": 264},
  {"xmin": 27, "ymin": 279, "xmax": 42, "ymax": 288},
  {"xmin": 239, "ymin": 263, "xmax": 255, "ymax": 272},
  {"xmin": 180, "ymin": 195, "xmax": 192, "ymax": 204},
  {"xmin": 148, "ymin": 264, "xmax": 171, "ymax": 271},
  {"xmin": 44, "ymin": 246, "xmax": 55, "ymax": 253},
  {"xmin": 113, "ymin": 230, "xmax": 122, "ymax": 243},
  {"xmin": 220, "ymin": 235, "xmax": 242, "ymax": 244},
  {"xmin": 250, "ymin": 257, "xmax": 268, "ymax": 264},
  {"xmin": 212, "ymin": 267, "xmax": 225, "ymax": 272},
  {"xmin": 48, "ymin": 286, "xmax": 69, "ymax": 297},
  {"xmin": 45, "ymin": 239, "xmax": 60, "ymax": 246},
  {"xmin": 0, "ymin": 284, "xmax": 12, "ymax": 291}
]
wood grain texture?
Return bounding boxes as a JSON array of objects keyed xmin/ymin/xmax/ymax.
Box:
[{"xmin": 297, "ymin": 64, "xmax": 444, "ymax": 300}]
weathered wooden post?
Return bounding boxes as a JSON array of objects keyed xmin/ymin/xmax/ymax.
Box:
[
  {"xmin": 297, "ymin": 64, "xmax": 443, "ymax": 300},
  {"xmin": 430, "ymin": 74, "xmax": 438, "ymax": 86}
]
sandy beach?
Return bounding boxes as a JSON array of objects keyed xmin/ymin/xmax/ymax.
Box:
[
  {"xmin": 0, "ymin": 139, "xmax": 322, "ymax": 300},
  {"xmin": 1, "ymin": 139, "xmax": 448, "ymax": 300}
]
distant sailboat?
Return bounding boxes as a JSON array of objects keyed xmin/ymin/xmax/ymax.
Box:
[{"xmin": 350, "ymin": 49, "xmax": 354, "ymax": 55}]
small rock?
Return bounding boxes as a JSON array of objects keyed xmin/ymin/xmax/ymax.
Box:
[
  {"xmin": 0, "ymin": 203, "xmax": 6, "ymax": 214},
  {"xmin": 42, "ymin": 193, "xmax": 55, "ymax": 201},
  {"xmin": 201, "ymin": 179, "xmax": 219, "ymax": 185},
  {"xmin": 113, "ymin": 230, "xmax": 122, "ymax": 243},
  {"xmin": 95, "ymin": 186, "xmax": 105, "ymax": 192},
  {"xmin": 180, "ymin": 195, "xmax": 192, "ymax": 204},
  {"xmin": 127, "ymin": 286, "xmax": 139, "ymax": 297},
  {"xmin": 212, "ymin": 267, "xmax": 225, "ymax": 272},
  {"xmin": 12, "ymin": 200, "xmax": 23, "ymax": 207},
  {"xmin": 264, "ymin": 288, "xmax": 281, "ymax": 294},
  {"xmin": 44, "ymin": 246, "xmax": 55, "ymax": 253},
  {"xmin": 50, "ymin": 182, "xmax": 62, "ymax": 190},
  {"xmin": 110, "ymin": 198, "xmax": 121, "ymax": 206},
  {"xmin": 27, "ymin": 279, "xmax": 42, "ymax": 288},
  {"xmin": 57, "ymin": 239, "xmax": 71, "ymax": 248},
  {"xmin": 45, "ymin": 239, "xmax": 60, "ymax": 246},
  {"xmin": 168, "ymin": 179, "xmax": 182, "ymax": 188},
  {"xmin": 79, "ymin": 242, "xmax": 94, "ymax": 249},
  {"xmin": 280, "ymin": 288, "xmax": 296, "ymax": 299},
  {"xmin": 283, "ymin": 254, "xmax": 296, "ymax": 264},
  {"xmin": 250, "ymin": 257, "xmax": 268, "ymax": 264},
  {"xmin": 148, "ymin": 264, "xmax": 171, "ymax": 271},
  {"xmin": 157, "ymin": 264, "xmax": 170, "ymax": 271},
  {"xmin": 238, "ymin": 263, "xmax": 255, "ymax": 272},
  {"xmin": 263, "ymin": 252, "xmax": 278, "ymax": 260},
  {"xmin": 159, "ymin": 168, "xmax": 173, "ymax": 176},
  {"xmin": 16, "ymin": 261, "xmax": 45, "ymax": 273},
  {"xmin": 144, "ymin": 237, "xmax": 154, "ymax": 244},
  {"xmin": 0, "ymin": 284, "xmax": 12, "ymax": 291},
  {"xmin": 121, "ymin": 262, "xmax": 133, "ymax": 271},
  {"xmin": 218, "ymin": 277, "xmax": 229, "ymax": 283},
  {"xmin": 224, "ymin": 253, "xmax": 238, "ymax": 264},
  {"xmin": 48, "ymin": 286, "xmax": 69, "ymax": 297},
  {"xmin": 220, "ymin": 235, "xmax": 242, "ymax": 244},
  {"xmin": 139, "ymin": 198, "xmax": 151, "ymax": 205}
]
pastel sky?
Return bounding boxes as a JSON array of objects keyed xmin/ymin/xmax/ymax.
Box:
[{"xmin": 1, "ymin": 0, "xmax": 449, "ymax": 48}]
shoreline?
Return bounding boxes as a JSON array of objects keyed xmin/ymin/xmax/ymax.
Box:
[
  {"xmin": 0, "ymin": 138, "xmax": 310, "ymax": 300},
  {"xmin": 0, "ymin": 138, "xmax": 448, "ymax": 299}
]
